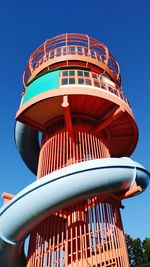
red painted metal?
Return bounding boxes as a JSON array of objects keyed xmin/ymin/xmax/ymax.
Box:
[
  {"xmin": 27, "ymin": 198, "xmax": 128, "ymax": 267},
  {"xmin": 21, "ymin": 34, "xmax": 133, "ymax": 266},
  {"xmin": 23, "ymin": 33, "xmax": 121, "ymax": 86},
  {"xmin": 27, "ymin": 115, "xmax": 129, "ymax": 267},
  {"xmin": 62, "ymin": 95, "xmax": 74, "ymax": 137},
  {"xmin": 2, "ymin": 192, "xmax": 14, "ymax": 205},
  {"xmin": 37, "ymin": 119, "xmax": 110, "ymax": 179}
]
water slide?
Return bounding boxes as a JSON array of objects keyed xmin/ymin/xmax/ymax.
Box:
[{"xmin": 0, "ymin": 122, "xmax": 149, "ymax": 267}]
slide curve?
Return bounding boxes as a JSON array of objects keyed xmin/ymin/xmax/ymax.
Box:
[
  {"xmin": 0, "ymin": 122, "xmax": 148, "ymax": 267},
  {"xmin": 15, "ymin": 121, "xmax": 40, "ymax": 175}
]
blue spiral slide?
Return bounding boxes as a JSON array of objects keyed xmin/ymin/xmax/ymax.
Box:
[{"xmin": 0, "ymin": 122, "xmax": 149, "ymax": 267}]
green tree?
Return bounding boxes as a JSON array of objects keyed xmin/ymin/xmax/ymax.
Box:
[
  {"xmin": 132, "ymin": 238, "xmax": 144, "ymax": 265},
  {"xmin": 125, "ymin": 234, "xmax": 134, "ymax": 265},
  {"xmin": 143, "ymin": 238, "xmax": 150, "ymax": 263},
  {"xmin": 126, "ymin": 235, "xmax": 150, "ymax": 266}
]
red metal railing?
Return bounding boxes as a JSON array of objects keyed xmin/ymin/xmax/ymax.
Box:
[
  {"xmin": 23, "ymin": 33, "xmax": 121, "ymax": 86},
  {"xmin": 37, "ymin": 130, "xmax": 110, "ymax": 179},
  {"xmin": 27, "ymin": 198, "xmax": 129, "ymax": 267},
  {"xmin": 28, "ymin": 115, "xmax": 129, "ymax": 266},
  {"xmin": 59, "ymin": 69, "xmax": 130, "ymax": 107}
]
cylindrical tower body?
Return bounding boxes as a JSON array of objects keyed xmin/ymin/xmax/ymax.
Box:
[{"xmin": 16, "ymin": 33, "xmax": 139, "ymax": 267}]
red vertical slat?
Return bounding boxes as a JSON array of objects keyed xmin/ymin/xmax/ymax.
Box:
[{"xmin": 78, "ymin": 131, "xmax": 82, "ymax": 162}]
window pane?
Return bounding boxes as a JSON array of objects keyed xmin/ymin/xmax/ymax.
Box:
[
  {"xmin": 69, "ymin": 70, "xmax": 75, "ymax": 76},
  {"xmin": 85, "ymin": 79, "xmax": 92, "ymax": 85},
  {"xmin": 69, "ymin": 78, "xmax": 75, "ymax": 84},
  {"xmin": 92, "ymin": 73, "xmax": 97, "ymax": 79},
  {"xmin": 62, "ymin": 78, "xmax": 68, "ymax": 85},
  {"xmin": 77, "ymin": 71, "xmax": 83, "ymax": 76},
  {"xmin": 78, "ymin": 78, "xmax": 84, "ymax": 84},
  {"xmin": 98, "ymin": 75, "xmax": 102, "ymax": 80},
  {"xmin": 84, "ymin": 71, "xmax": 89, "ymax": 77},
  {"xmin": 62, "ymin": 71, "xmax": 68, "ymax": 76},
  {"xmin": 102, "ymin": 73, "xmax": 112, "ymax": 80},
  {"xmin": 101, "ymin": 84, "xmax": 106, "ymax": 89},
  {"xmin": 94, "ymin": 80, "xmax": 100, "ymax": 87}
]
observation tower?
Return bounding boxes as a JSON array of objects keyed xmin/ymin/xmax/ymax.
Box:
[{"xmin": 0, "ymin": 33, "xmax": 149, "ymax": 267}]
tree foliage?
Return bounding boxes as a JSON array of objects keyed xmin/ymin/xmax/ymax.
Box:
[
  {"xmin": 125, "ymin": 235, "xmax": 150, "ymax": 266},
  {"xmin": 143, "ymin": 238, "xmax": 150, "ymax": 263}
]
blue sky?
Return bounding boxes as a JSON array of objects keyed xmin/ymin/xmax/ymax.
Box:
[{"xmin": 0, "ymin": 0, "xmax": 150, "ymax": 240}]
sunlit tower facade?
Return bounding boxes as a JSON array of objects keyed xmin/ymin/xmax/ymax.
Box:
[{"xmin": 2, "ymin": 33, "xmax": 149, "ymax": 267}]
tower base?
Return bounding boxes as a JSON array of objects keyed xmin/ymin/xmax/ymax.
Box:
[{"xmin": 27, "ymin": 197, "xmax": 129, "ymax": 267}]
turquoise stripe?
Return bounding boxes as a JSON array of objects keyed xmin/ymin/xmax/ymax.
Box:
[{"xmin": 22, "ymin": 70, "xmax": 60, "ymax": 104}]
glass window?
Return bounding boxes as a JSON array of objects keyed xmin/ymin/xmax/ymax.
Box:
[
  {"xmin": 62, "ymin": 78, "xmax": 68, "ymax": 85},
  {"xmin": 101, "ymin": 84, "xmax": 106, "ymax": 89},
  {"xmin": 98, "ymin": 75, "xmax": 102, "ymax": 80},
  {"xmin": 84, "ymin": 71, "xmax": 89, "ymax": 77},
  {"xmin": 92, "ymin": 73, "xmax": 97, "ymax": 79},
  {"xmin": 69, "ymin": 70, "xmax": 75, "ymax": 76},
  {"xmin": 69, "ymin": 78, "xmax": 75, "ymax": 84},
  {"xmin": 78, "ymin": 78, "xmax": 84, "ymax": 84},
  {"xmin": 62, "ymin": 71, "xmax": 68, "ymax": 77},
  {"xmin": 102, "ymin": 73, "xmax": 112, "ymax": 80},
  {"xmin": 85, "ymin": 79, "xmax": 92, "ymax": 85},
  {"xmin": 77, "ymin": 71, "xmax": 83, "ymax": 76},
  {"xmin": 94, "ymin": 80, "xmax": 100, "ymax": 87}
]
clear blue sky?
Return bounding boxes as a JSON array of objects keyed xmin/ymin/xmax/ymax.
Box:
[{"xmin": 0, "ymin": 0, "xmax": 150, "ymax": 240}]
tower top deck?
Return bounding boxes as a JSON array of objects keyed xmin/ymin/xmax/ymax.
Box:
[
  {"xmin": 23, "ymin": 33, "xmax": 121, "ymax": 86},
  {"xmin": 17, "ymin": 33, "xmax": 139, "ymax": 159}
]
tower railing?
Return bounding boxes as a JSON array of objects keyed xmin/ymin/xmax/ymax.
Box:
[
  {"xmin": 59, "ymin": 69, "xmax": 129, "ymax": 106},
  {"xmin": 23, "ymin": 33, "xmax": 121, "ymax": 86}
]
